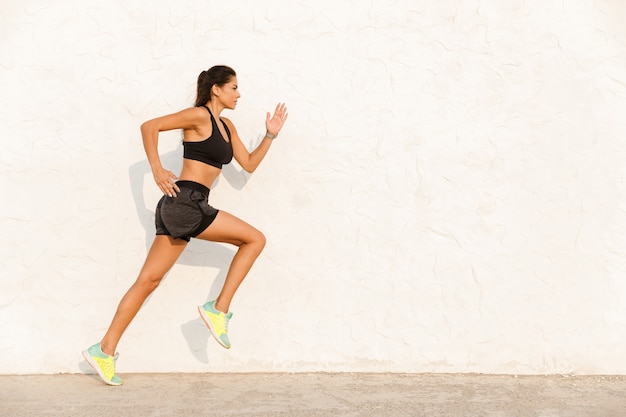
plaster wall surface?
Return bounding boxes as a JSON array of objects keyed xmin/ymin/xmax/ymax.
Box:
[{"xmin": 2, "ymin": 0, "xmax": 626, "ymax": 374}]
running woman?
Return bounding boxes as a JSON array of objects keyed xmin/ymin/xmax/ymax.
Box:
[{"xmin": 83, "ymin": 65, "xmax": 288, "ymax": 385}]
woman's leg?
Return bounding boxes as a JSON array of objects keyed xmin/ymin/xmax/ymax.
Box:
[
  {"xmin": 195, "ymin": 210, "xmax": 266, "ymax": 313},
  {"xmin": 99, "ymin": 235, "xmax": 188, "ymax": 355}
]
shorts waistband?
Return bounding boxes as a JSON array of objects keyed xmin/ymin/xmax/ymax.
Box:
[{"xmin": 175, "ymin": 180, "xmax": 210, "ymax": 196}]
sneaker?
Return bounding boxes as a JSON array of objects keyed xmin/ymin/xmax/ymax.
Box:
[
  {"xmin": 82, "ymin": 343, "xmax": 123, "ymax": 386},
  {"xmin": 198, "ymin": 300, "xmax": 233, "ymax": 349}
]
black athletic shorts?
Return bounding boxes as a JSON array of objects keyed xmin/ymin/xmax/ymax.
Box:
[{"xmin": 155, "ymin": 180, "xmax": 219, "ymax": 242}]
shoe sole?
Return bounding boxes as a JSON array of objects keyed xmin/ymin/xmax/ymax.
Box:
[
  {"xmin": 197, "ymin": 306, "xmax": 231, "ymax": 349},
  {"xmin": 81, "ymin": 350, "xmax": 123, "ymax": 386}
]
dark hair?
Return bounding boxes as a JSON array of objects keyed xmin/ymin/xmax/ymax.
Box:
[{"xmin": 195, "ymin": 65, "xmax": 237, "ymax": 107}]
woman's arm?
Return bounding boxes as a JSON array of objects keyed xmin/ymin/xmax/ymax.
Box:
[
  {"xmin": 228, "ymin": 103, "xmax": 288, "ymax": 173},
  {"xmin": 140, "ymin": 107, "xmax": 206, "ymax": 196}
]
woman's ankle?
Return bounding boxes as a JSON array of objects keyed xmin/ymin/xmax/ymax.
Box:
[
  {"xmin": 215, "ymin": 299, "xmax": 229, "ymax": 314},
  {"xmin": 100, "ymin": 341, "xmax": 116, "ymax": 356}
]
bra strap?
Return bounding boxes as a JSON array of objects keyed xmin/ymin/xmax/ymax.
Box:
[
  {"xmin": 200, "ymin": 105, "xmax": 231, "ymax": 140},
  {"xmin": 201, "ymin": 105, "xmax": 212, "ymax": 116}
]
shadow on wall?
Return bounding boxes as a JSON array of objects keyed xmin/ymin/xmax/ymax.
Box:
[{"xmin": 127, "ymin": 141, "xmax": 251, "ymax": 363}]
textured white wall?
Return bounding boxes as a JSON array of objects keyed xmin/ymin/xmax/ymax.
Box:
[{"xmin": 2, "ymin": 0, "xmax": 626, "ymax": 375}]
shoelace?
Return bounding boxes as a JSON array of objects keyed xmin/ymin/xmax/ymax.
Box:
[
  {"xmin": 99, "ymin": 356, "xmax": 116, "ymax": 379},
  {"xmin": 214, "ymin": 313, "xmax": 229, "ymax": 334}
]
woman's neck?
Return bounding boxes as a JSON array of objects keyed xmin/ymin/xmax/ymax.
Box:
[{"xmin": 205, "ymin": 101, "xmax": 224, "ymax": 117}]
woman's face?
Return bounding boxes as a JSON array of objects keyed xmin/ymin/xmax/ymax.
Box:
[{"xmin": 215, "ymin": 77, "xmax": 240, "ymax": 109}]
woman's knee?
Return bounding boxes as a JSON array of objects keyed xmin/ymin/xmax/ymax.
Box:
[
  {"xmin": 250, "ymin": 229, "xmax": 266, "ymax": 252},
  {"xmin": 134, "ymin": 273, "xmax": 163, "ymax": 294}
]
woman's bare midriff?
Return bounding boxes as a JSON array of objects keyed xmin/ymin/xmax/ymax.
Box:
[{"xmin": 178, "ymin": 158, "xmax": 221, "ymax": 190}]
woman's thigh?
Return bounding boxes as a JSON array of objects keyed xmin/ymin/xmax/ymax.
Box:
[
  {"xmin": 138, "ymin": 235, "xmax": 188, "ymax": 281},
  {"xmin": 195, "ymin": 210, "xmax": 265, "ymax": 247}
]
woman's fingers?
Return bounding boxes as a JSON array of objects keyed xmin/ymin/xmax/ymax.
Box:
[
  {"xmin": 266, "ymin": 103, "xmax": 288, "ymax": 135},
  {"xmin": 155, "ymin": 169, "xmax": 179, "ymax": 197}
]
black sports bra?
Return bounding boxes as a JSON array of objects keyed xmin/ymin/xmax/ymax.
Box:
[{"xmin": 183, "ymin": 105, "xmax": 233, "ymax": 169}]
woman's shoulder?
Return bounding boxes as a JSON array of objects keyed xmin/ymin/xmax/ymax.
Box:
[
  {"xmin": 186, "ymin": 106, "xmax": 210, "ymax": 116},
  {"xmin": 143, "ymin": 106, "xmax": 211, "ymax": 132},
  {"xmin": 220, "ymin": 116, "xmax": 236, "ymax": 128},
  {"xmin": 177, "ymin": 106, "xmax": 212, "ymax": 125}
]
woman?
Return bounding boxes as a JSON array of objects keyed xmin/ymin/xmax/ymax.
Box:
[{"xmin": 83, "ymin": 65, "xmax": 288, "ymax": 385}]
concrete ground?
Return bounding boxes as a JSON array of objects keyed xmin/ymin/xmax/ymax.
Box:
[{"xmin": 1, "ymin": 373, "xmax": 625, "ymax": 417}]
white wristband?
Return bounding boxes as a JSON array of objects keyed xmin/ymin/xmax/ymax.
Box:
[{"xmin": 265, "ymin": 131, "xmax": 277, "ymax": 140}]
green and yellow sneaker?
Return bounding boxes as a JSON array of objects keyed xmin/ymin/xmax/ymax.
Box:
[
  {"xmin": 82, "ymin": 343, "xmax": 123, "ymax": 386},
  {"xmin": 198, "ymin": 300, "xmax": 233, "ymax": 349}
]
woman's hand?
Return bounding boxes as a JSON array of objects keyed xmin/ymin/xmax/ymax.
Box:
[
  {"xmin": 152, "ymin": 166, "xmax": 180, "ymax": 197},
  {"xmin": 265, "ymin": 103, "xmax": 289, "ymax": 137}
]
